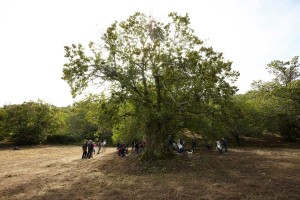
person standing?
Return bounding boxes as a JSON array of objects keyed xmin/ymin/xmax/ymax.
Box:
[
  {"xmin": 93, "ymin": 142, "xmax": 96, "ymax": 155},
  {"xmin": 179, "ymin": 138, "xmax": 185, "ymax": 153},
  {"xmin": 216, "ymin": 139, "xmax": 222, "ymax": 154},
  {"xmin": 102, "ymin": 140, "xmax": 107, "ymax": 152},
  {"xmin": 87, "ymin": 140, "xmax": 94, "ymax": 159},
  {"xmin": 97, "ymin": 140, "xmax": 102, "ymax": 155},
  {"xmin": 82, "ymin": 140, "xmax": 88, "ymax": 159},
  {"xmin": 135, "ymin": 142, "xmax": 140, "ymax": 154},
  {"xmin": 167, "ymin": 135, "xmax": 173, "ymax": 150},
  {"xmin": 222, "ymin": 138, "xmax": 228, "ymax": 154},
  {"xmin": 191, "ymin": 140, "xmax": 196, "ymax": 151},
  {"xmin": 131, "ymin": 141, "xmax": 135, "ymax": 152},
  {"xmin": 177, "ymin": 139, "xmax": 183, "ymax": 154}
]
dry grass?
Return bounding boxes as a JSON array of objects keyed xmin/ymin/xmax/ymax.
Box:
[{"xmin": 1, "ymin": 145, "xmax": 300, "ymax": 200}]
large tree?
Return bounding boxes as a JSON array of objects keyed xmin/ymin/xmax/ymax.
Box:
[{"xmin": 63, "ymin": 13, "xmax": 239, "ymax": 157}]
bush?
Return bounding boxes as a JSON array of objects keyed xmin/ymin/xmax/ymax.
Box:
[
  {"xmin": 46, "ymin": 134, "xmax": 77, "ymax": 144},
  {"xmin": 1, "ymin": 101, "xmax": 63, "ymax": 145}
]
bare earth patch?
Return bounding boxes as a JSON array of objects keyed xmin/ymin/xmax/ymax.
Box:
[{"xmin": 0, "ymin": 145, "xmax": 299, "ymax": 200}]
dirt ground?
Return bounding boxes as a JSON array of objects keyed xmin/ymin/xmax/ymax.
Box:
[{"xmin": 0, "ymin": 145, "xmax": 300, "ymax": 200}]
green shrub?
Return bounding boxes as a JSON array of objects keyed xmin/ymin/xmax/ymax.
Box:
[{"xmin": 46, "ymin": 134, "xmax": 77, "ymax": 144}]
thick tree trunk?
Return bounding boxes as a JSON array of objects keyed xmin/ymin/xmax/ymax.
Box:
[
  {"xmin": 141, "ymin": 118, "xmax": 174, "ymax": 160},
  {"xmin": 140, "ymin": 71, "xmax": 175, "ymax": 160}
]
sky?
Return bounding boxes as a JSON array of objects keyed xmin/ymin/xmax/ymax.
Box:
[{"xmin": 1, "ymin": 0, "xmax": 300, "ymax": 107}]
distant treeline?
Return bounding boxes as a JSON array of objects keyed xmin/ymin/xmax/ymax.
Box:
[{"xmin": 0, "ymin": 77, "xmax": 299, "ymax": 145}]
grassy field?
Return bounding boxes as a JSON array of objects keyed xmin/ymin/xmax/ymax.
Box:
[{"xmin": 1, "ymin": 145, "xmax": 300, "ymax": 200}]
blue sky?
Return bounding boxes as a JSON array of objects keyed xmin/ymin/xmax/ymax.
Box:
[{"xmin": 0, "ymin": 0, "xmax": 299, "ymax": 106}]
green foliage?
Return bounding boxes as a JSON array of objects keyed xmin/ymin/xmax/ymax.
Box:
[
  {"xmin": 111, "ymin": 101, "xmax": 145, "ymax": 144},
  {"xmin": 229, "ymin": 56, "xmax": 300, "ymax": 142},
  {"xmin": 0, "ymin": 107, "xmax": 10, "ymax": 141},
  {"xmin": 61, "ymin": 94, "xmax": 119, "ymax": 143},
  {"xmin": 77, "ymin": 94, "xmax": 117, "ymax": 140},
  {"xmin": 64, "ymin": 102, "xmax": 98, "ymax": 141},
  {"xmin": 46, "ymin": 133, "xmax": 77, "ymax": 144},
  {"xmin": 243, "ymin": 56, "xmax": 300, "ymax": 141},
  {"xmin": 62, "ymin": 12, "xmax": 239, "ymax": 154},
  {"xmin": 0, "ymin": 100, "xmax": 62, "ymax": 145},
  {"xmin": 232, "ymin": 93, "xmax": 268, "ymax": 137},
  {"xmin": 267, "ymin": 56, "xmax": 300, "ymax": 86},
  {"xmin": 272, "ymin": 80, "xmax": 300, "ymax": 141}
]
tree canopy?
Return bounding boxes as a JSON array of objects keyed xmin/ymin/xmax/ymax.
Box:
[
  {"xmin": 240, "ymin": 56, "xmax": 300, "ymax": 141},
  {"xmin": 267, "ymin": 56, "xmax": 300, "ymax": 86},
  {"xmin": 0, "ymin": 101, "xmax": 62, "ymax": 144},
  {"xmin": 62, "ymin": 12, "xmax": 239, "ymax": 156}
]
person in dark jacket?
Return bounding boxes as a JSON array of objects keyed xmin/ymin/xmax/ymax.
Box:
[
  {"xmin": 82, "ymin": 141, "xmax": 88, "ymax": 159},
  {"xmin": 87, "ymin": 140, "xmax": 94, "ymax": 159},
  {"xmin": 135, "ymin": 142, "xmax": 140, "ymax": 154},
  {"xmin": 97, "ymin": 140, "xmax": 102, "ymax": 155},
  {"xmin": 167, "ymin": 135, "xmax": 173, "ymax": 150},
  {"xmin": 191, "ymin": 140, "xmax": 196, "ymax": 151}
]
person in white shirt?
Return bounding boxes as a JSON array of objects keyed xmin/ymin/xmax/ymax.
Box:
[
  {"xmin": 216, "ymin": 139, "xmax": 222, "ymax": 154},
  {"xmin": 177, "ymin": 139, "xmax": 184, "ymax": 154},
  {"xmin": 102, "ymin": 140, "xmax": 107, "ymax": 152}
]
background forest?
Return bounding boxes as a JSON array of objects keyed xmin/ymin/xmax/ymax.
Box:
[{"xmin": 1, "ymin": 56, "xmax": 299, "ymax": 147}]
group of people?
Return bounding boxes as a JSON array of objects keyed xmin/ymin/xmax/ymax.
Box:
[
  {"xmin": 167, "ymin": 135, "xmax": 186, "ymax": 154},
  {"xmin": 116, "ymin": 141, "xmax": 128, "ymax": 157},
  {"xmin": 82, "ymin": 139, "xmax": 106, "ymax": 159},
  {"xmin": 132, "ymin": 141, "xmax": 145, "ymax": 154},
  {"xmin": 116, "ymin": 140, "xmax": 146, "ymax": 157},
  {"xmin": 167, "ymin": 135, "xmax": 229, "ymax": 155},
  {"xmin": 82, "ymin": 137, "xmax": 228, "ymax": 158}
]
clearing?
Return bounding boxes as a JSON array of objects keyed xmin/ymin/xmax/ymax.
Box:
[{"xmin": 0, "ymin": 145, "xmax": 300, "ymax": 199}]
